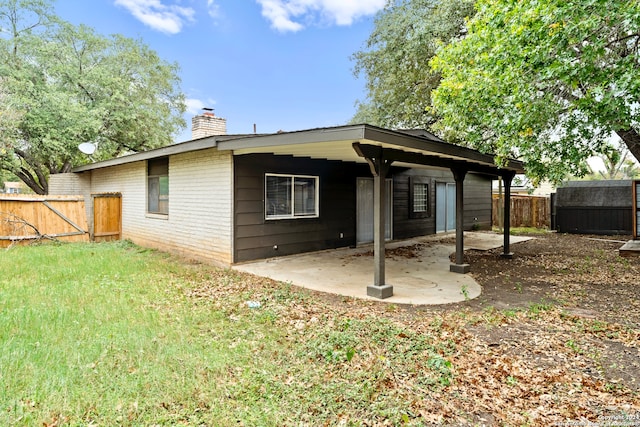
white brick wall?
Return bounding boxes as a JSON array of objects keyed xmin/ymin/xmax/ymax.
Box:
[
  {"xmin": 49, "ymin": 172, "xmax": 94, "ymax": 234},
  {"xmin": 49, "ymin": 173, "xmax": 91, "ymax": 195},
  {"xmin": 89, "ymin": 148, "xmax": 233, "ymax": 266},
  {"xmin": 191, "ymin": 114, "xmax": 227, "ymax": 139}
]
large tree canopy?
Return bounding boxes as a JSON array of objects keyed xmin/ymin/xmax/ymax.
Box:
[
  {"xmin": 431, "ymin": 0, "xmax": 640, "ymax": 183},
  {"xmin": 0, "ymin": 0, "xmax": 185, "ymax": 194},
  {"xmin": 351, "ymin": 0, "xmax": 475, "ymax": 128}
]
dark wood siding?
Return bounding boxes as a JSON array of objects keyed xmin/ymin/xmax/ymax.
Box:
[
  {"xmin": 234, "ymin": 155, "xmax": 494, "ymax": 262},
  {"xmin": 234, "ymin": 154, "xmax": 370, "ymax": 262},
  {"xmin": 392, "ymin": 169, "xmax": 493, "ymax": 239},
  {"xmin": 392, "ymin": 168, "xmax": 440, "ymax": 239},
  {"xmin": 463, "ymin": 173, "xmax": 493, "ymax": 230}
]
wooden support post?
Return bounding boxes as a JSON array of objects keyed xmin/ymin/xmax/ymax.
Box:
[
  {"xmin": 633, "ymin": 180, "xmax": 639, "ymax": 240},
  {"xmin": 450, "ymin": 167, "xmax": 470, "ymax": 274},
  {"xmin": 501, "ymin": 172, "xmax": 515, "ymax": 259},
  {"xmin": 356, "ymin": 146, "xmax": 394, "ymax": 299}
]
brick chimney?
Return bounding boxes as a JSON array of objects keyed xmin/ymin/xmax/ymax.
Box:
[{"xmin": 191, "ymin": 108, "xmax": 227, "ymax": 139}]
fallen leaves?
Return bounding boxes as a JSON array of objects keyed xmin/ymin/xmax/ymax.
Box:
[{"xmin": 177, "ymin": 233, "xmax": 639, "ymax": 425}]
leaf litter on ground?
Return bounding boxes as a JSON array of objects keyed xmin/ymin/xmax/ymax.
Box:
[{"xmin": 181, "ymin": 233, "xmax": 640, "ymax": 425}]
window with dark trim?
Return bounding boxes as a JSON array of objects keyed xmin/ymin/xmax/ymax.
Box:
[
  {"xmin": 265, "ymin": 173, "xmax": 319, "ymax": 219},
  {"xmin": 409, "ymin": 176, "xmax": 430, "ymax": 218},
  {"xmin": 148, "ymin": 158, "xmax": 169, "ymax": 215}
]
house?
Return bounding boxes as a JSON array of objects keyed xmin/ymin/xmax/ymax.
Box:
[
  {"xmin": 2, "ymin": 181, "xmax": 26, "ymax": 194},
  {"xmin": 50, "ymin": 113, "xmax": 525, "ymax": 298}
]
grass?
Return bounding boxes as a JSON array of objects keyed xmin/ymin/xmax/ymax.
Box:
[
  {"xmin": 0, "ymin": 241, "xmax": 457, "ymax": 426},
  {"xmin": 1, "ymin": 242, "xmax": 272, "ymax": 425},
  {"xmin": 4, "ymin": 240, "xmax": 638, "ymax": 425},
  {"xmin": 492, "ymin": 226, "xmax": 549, "ymax": 235}
]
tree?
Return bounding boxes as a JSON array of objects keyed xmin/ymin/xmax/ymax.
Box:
[
  {"xmin": 351, "ymin": 0, "xmax": 475, "ymax": 128},
  {"xmin": 0, "ymin": 0, "xmax": 186, "ymax": 194},
  {"xmin": 585, "ymin": 140, "xmax": 640, "ymax": 180},
  {"xmin": 431, "ymin": 0, "xmax": 640, "ymax": 183}
]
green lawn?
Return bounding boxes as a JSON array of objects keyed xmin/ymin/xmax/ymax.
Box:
[
  {"xmin": 3, "ymin": 241, "xmax": 638, "ymax": 426},
  {"xmin": 0, "ymin": 242, "xmax": 453, "ymax": 426}
]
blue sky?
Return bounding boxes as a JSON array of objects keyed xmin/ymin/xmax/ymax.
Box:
[{"xmin": 54, "ymin": 0, "xmax": 385, "ymax": 142}]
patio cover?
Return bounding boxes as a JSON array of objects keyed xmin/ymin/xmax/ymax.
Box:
[
  {"xmin": 74, "ymin": 124, "xmax": 525, "ymax": 299},
  {"xmin": 216, "ymin": 124, "xmax": 525, "ymax": 299}
]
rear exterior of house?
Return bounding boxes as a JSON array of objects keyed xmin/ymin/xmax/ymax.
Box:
[
  {"xmin": 52, "ymin": 148, "xmax": 234, "ymax": 265},
  {"xmin": 52, "ymin": 147, "xmax": 492, "ymax": 266},
  {"xmin": 233, "ymin": 152, "xmax": 492, "ymax": 262},
  {"xmin": 51, "ymin": 119, "xmax": 508, "ymax": 267}
]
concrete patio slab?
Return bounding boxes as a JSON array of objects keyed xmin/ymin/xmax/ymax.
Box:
[
  {"xmin": 620, "ymin": 240, "xmax": 640, "ymax": 257},
  {"xmin": 233, "ymin": 232, "xmax": 533, "ymax": 305}
]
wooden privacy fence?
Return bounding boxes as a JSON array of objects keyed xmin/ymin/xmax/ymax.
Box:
[
  {"xmin": 492, "ymin": 194, "xmax": 551, "ymax": 229},
  {"xmin": 0, "ymin": 195, "xmax": 89, "ymax": 247}
]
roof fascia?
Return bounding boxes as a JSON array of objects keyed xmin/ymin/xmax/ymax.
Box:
[
  {"xmin": 216, "ymin": 125, "xmax": 367, "ymax": 151},
  {"xmin": 354, "ymin": 142, "xmax": 520, "ymax": 176},
  {"xmin": 363, "ymin": 127, "xmax": 524, "ymax": 172},
  {"xmin": 72, "ymin": 136, "xmax": 218, "ymax": 172}
]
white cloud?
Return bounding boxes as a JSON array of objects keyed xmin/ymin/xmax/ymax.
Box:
[
  {"xmin": 256, "ymin": 0, "xmax": 385, "ymax": 32},
  {"xmin": 206, "ymin": 0, "xmax": 220, "ymax": 19},
  {"xmin": 114, "ymin": 0, "xmax": 195, "ymax": 34}
]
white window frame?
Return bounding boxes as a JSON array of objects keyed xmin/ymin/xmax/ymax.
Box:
[
  {"xmin": 413, "ymin": 182, "xmax": 429, "ymax": 212},
  {"xmin": 409, "ymin": 176, "xmax": 430, "ymax": 219},
  {"xmin": 265, "ymin": 173, "xmax": 319, "ymax": 220}
]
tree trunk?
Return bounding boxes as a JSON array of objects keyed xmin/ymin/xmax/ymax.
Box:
[
  {"xmin": 616, "ymin": 128, "xmax": 640, "ymax": 165},
  {"xmin": 13, "ymin": 149, "xmax": 48, "ymax": 195},
  {"xmin": 14, "ymin": 168, "xmax": 46, "ymax": 195}
]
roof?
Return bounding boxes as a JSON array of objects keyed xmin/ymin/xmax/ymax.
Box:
[
  {"xmin": 556, "ymin": 180, "xmax": 632, "ymax": 208},
  {"xmin": 561, "ymin": 180, "xmax": 632, "ymax": 188},
  {"xmin": 3, "ymin": 181, "xmax": 24, "ymax": 189},
  {"xmin": 72, "ymin": 124, "xmax": 525, "ymax": 176}
]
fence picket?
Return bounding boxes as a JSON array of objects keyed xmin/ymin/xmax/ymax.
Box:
[
  {"xmin": 0, "ymin": 195, "xmax": 89, "ymax": 247},
  {"xmin": 492, "ymin": 195, "xmax": 550, "ymax": 229}
]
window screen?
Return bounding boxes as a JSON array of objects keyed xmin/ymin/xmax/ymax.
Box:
[
  {"xmin": 409, "ymin": 176, "xmax": 430, "ymax": 218},
  {"xmin": 266, "ymin": 174, "xmax": 318, "ymax": 219},
  {"xmin": 148, "ymin": 158, "xmax": 169, "ymax": 215}
]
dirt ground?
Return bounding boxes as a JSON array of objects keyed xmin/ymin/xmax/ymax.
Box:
[
  {"xmin": 312, "ymin": 232, "xmax": 640, "ymax": 396},
  {"xmin": 455, "ymin": 233, "xmax": 640, "ymax": 328},
  {"xmin": 435, "ymin": 232, "xmax": 640, "ymax": 393},
  {"xmin": 188, "ymin": 231, "xmax": 640, "ymax": 423}
]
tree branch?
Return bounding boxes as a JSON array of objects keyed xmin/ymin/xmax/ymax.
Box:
[
  {"xmin": 60, "ymin": 160, "xmax": 72, "ymax": 173},
  {"xmin": 1, "ymin": 212, "xmax": 59, "ymax": 249},
  {"xmin": 14, "ymin": 149, "xmax": 48, "ymax": 194},
  {"xmin": 13, "ymin": 168, "xmax": 45, "ymax": 195},
  {"xmin": 616, "ymin": 128, "xmax": 640, "ymax": 165}
]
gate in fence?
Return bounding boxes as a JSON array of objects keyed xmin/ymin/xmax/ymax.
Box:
[{"xmin": 92, "ymin": 193, "xmax": 122, "ymax": 242}]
